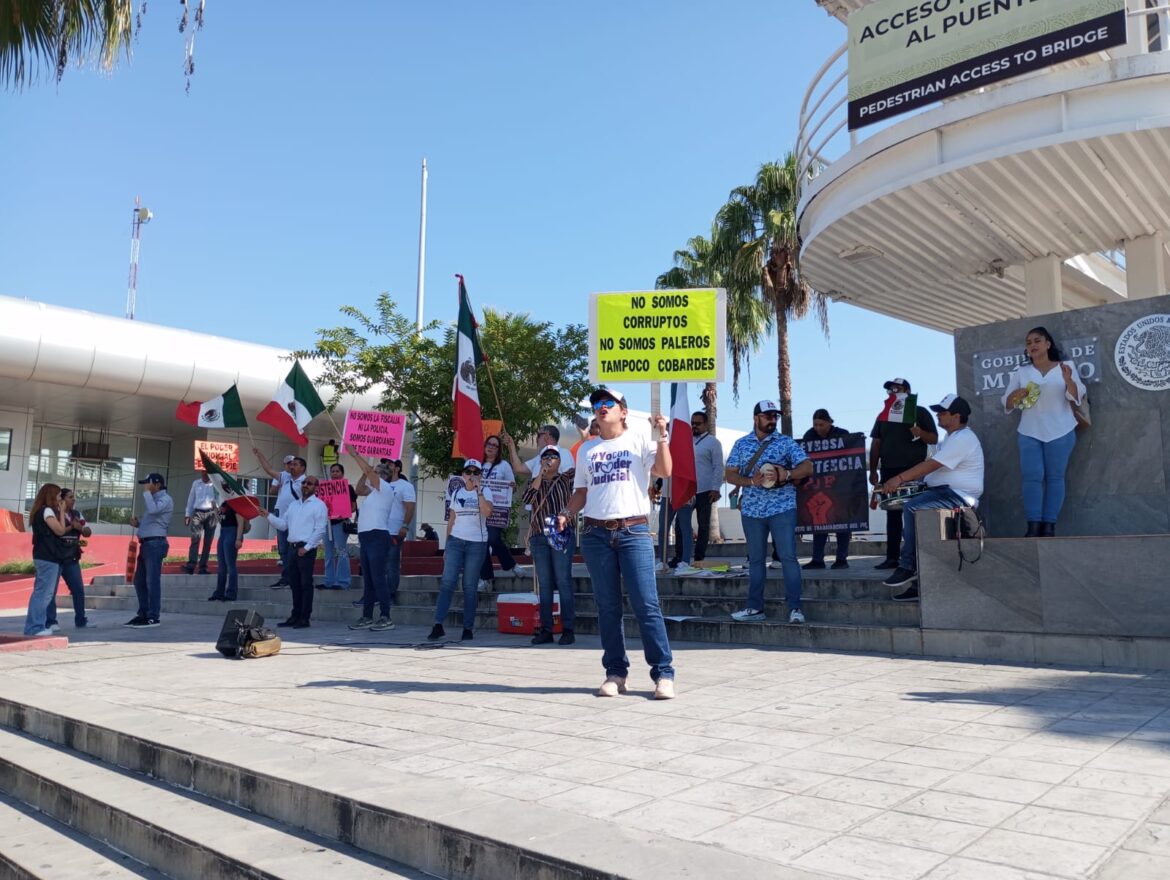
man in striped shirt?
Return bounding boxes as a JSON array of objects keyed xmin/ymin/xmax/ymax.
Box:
[{"xmin": 520, "ymin": 445, "xmax": 577, "ymax": 645}]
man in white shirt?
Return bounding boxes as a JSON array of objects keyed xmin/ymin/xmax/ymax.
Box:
[
  {"xmin": 183, "ymin": 471, "xmax": 220, "ymax": 575},
  {"xmin": 265, "ymin": 475, "xmax": 328, "ymax": 628},
  {"xmin": 382, "ymin": 459, "xmax": 417, "ymax": 607},
  {"xmin": 254, "ymin": 449, "xmax": 306, "ymax": 588},
  {"xmin": 880, "ymin": 394, "xmax": 984, "ymax": 600},
  {"xmin": 515, "ymin": 425, "xmax": 574, "ymax": 477}
]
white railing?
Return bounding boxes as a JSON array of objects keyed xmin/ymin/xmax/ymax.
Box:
[{"xmin": 795, "ymin": 3, "xmax": 1170, "ymax": 202}]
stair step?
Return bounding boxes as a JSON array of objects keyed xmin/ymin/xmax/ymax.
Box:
[
  {"xmin": 0, "ymin": 791, "xmax": 162, "ymax": 879},
  {"xmin": 0, "ymin": 728, "xmax": 425, "ymax": 880}
]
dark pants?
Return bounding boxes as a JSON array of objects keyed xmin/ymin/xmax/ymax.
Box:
[
  {"xmin": 134, "ymin": 537, "xmax": 168, "ymax": 620},
  {"xmin": 810, "ymin": 530, "xmax": 852, "ymax": 564},
  {"xmin": 478, "ymin": 526, "xmax": 515, "ymax": 581},
  {"xmin": 288, "ymin": 544, "xmax": 317, "ymax": 622},
  {"xmin": 187, "ymin": 509, "xmax": 217, "ymax": 570},
  {"xmin": 274, "ymin": 509, "xmax": 290, "ymax": 583},
  {"xmin": 359, "ymin": 529, "xmax": 391, "ymax": 618},
  {"xmin": 45, "ymin": 558, "xmax": 88, "ymax": 627},
  {"xmin": 213, "ymin": 526, "xmax": 239, "ymax": 599},
  {"xmin": 881, "ymin": 466, "xmax": 915, "ymax": 562},
  {"xmin": 694, "ymin": 492, "xmax": 714, "ymax": 561}
]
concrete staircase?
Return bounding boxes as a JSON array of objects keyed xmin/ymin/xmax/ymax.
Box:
[{"xmin": 85, "ymin": 538, "xmax": 919, "ymax": 656}]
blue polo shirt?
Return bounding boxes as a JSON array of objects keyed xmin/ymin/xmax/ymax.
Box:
[{"xmin": 726, "ymin": 432, "xmax": 808, "ymax": 518}]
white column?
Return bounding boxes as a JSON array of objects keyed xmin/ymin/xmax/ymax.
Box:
[
  {"xmin": 1024, "ymin": 255, "xmax": 1062, "ymax": 316},
  {"xmin": 1124, "ymin": 232, "xmax": 1166, "ymax": 300}
]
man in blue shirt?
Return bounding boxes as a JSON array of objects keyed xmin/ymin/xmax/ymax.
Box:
[
  {"xmin": 124, "ymin": 473, "xmax": 175, "ymax": 628},
  {"xmin": 724, "ymin": 401, "xmax": 814, "ymax": 624}
]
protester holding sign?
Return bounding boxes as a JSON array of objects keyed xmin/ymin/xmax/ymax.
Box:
[
  {"xmin": 557, "ymin": 387, "xmax": 676, "ymax": 700},
  {"xmin": 801, "ymin": 409, "xmax": 853, "ymax": 570},
  {"xmin": 476, "ymin": 435, "xmax": 518, "ymax": 589},
  {"xmin": 347, "ymin": 456, "xmax": 397, "ymax": 633},
  {"xmin": 868, "ymin": 379, "xmax": 937, "ymax": 570},
  {"xmin": 321, "ymin": 463, "xmax": 357, "ymax": 590},
  {"xmin": 725, "ymin": 401, "xmax": 814, "ymax": 626},
  {"xmin": 1001, "ymin": 326, "xmax": 1086, "ymax": 538},
  {"xmin": 381, "ymin": 458, "xmax": 416, "ymax": 606}
]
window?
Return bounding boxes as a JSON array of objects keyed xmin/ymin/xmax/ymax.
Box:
[{"xmin": 0, "ymin": 428, "xmax": 10, "ymax": 471}]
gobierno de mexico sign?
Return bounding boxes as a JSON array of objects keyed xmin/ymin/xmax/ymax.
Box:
[
  {"xmin": 589, "ymin": 289, "xmax": 726, "ymax": 383},
  {"xmin": 847, "ymin": 0, "xmax": 1126, "ymax": 130}
]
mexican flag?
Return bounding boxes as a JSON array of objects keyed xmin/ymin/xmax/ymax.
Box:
[
  {"xmin": 257, "ymin": 361, "xmax": 326, "ymax": 446},
  {"xmin": 451, "ymin": 276, "xmax": 486, "ymax": 461},
  {"xmin": 668, "ymin": 383, "xmax": 697, "ymax": 511},
  {"xmin": 175, "ymin": 384, "xmax": 248, "ymax": 429},
  {"xmin": 878, "ymin": 392, "xmax": 918, "ymax": 424},
  {"xmin": 198, "ymin": 450, "xmax": 263, "ymax": 519}
]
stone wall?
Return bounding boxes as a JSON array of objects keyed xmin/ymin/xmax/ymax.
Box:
[{"xmin": 955, "ymin": 295, "xmax": 1170, "ymax": 537}]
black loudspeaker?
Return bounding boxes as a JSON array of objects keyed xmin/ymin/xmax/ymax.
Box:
[{"xmin": 216, "ymin": 609, "xmax": 265, "ymax": 658}]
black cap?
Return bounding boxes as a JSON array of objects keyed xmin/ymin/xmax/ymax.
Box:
[
  {"xmin": 138, "ymin": 473, "xmax": 166, "ymax": 487},
  {"xmin": 813, "ymin": 408, "xmax": 832, "ymax": 422},
  {"xmin": 929, "ymin": 394, "xmax": 972, "ymax": 417}
]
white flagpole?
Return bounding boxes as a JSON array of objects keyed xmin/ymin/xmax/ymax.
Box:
[{"xmin": 407, "ymin": 158, "xmax": 428, "ymax": 540}]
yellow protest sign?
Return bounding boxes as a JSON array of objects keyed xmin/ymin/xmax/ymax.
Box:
[{"xmin": 589, "ymin": 289, "xmax": 726, "ymax": 383}]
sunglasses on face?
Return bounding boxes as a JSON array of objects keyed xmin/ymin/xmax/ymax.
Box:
[
  {"xmin": 592, "ymin": 399, "xmax": 618, "ymax": 412},
  {"xmin": 463, "ymin": 468, "xmax": 481, "ymax": 475}
]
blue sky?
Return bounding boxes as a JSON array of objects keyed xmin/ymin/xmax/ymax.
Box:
[{"xmin": 1, "ymin": 1, "xmax": 956, "ymax": 438}]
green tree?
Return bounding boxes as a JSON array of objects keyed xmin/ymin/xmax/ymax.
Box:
[
  {"xmin": 298, "ymin": 294, "xmax": 594, "ymax": 478},
  {"xmin": 715, "ymin": 153, "xmax": 828, "ymax": 436},
  {"xmin": 1, "ymin": 0, "xmax": 204, "ymax": 90}
]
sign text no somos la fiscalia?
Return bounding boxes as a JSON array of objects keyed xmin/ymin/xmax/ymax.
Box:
[{"xmin": 588, "ymin": 289, "xmax": 726, "ymax": 383}]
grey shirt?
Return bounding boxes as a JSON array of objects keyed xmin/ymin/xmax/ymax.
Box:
[
  {"xmin": 693, "ymin": 432, "xmax": 725, "ymax": 494},
  {"xmin": 138, "ymin": 489, "xmax": 175, "ymax": 538}
]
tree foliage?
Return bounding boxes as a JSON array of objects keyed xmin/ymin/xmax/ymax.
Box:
[
  {"xmin": 297, "ymin": 294, "xmax": 594, "ymax": 479},
  {"xmin": 1, "ymin": 0, "xmax": 205, "ymax": 91}
]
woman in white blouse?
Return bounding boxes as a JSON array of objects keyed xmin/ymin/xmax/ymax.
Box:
[{"xmin": 1002, "ymin": 326, "xmax": 1087, "ymax": 537}]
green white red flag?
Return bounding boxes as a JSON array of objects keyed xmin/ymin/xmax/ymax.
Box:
[
  {"xmin": 257, "ymin": 361, "xmax": 326, "ymax": 446},
  {"xmin": 668, "ymin": 383, "xmax": 697, "ymax": 511},
  {"xmin": 175, "ymin": 384, "xmax": 248, "ymax": 429},
  {"xmin": 198, "ymin": 450, "xmax": 263, "ymax": 519},
  {"xmin": 452, "ymin": 276, "xmax": 486, "ymax": 461},
  {"xmin": 878, "ymin": 392, "xmax": 917, "ymax": 424}
]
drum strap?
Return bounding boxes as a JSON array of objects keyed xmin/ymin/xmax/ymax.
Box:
[{"xmin": 739, "ymin": 436, "xmax": 777, "ymax": 479}]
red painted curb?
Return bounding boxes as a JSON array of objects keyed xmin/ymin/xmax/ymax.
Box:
[{"xmin": 0, "ymin": 633, "xmax": 69, "ymax": 652}]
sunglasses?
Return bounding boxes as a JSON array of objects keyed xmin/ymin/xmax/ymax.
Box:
[
  {"xmin": 592, "ymin": 399, "xmax": 618, "ymax": 412},
  {"xmin": 463, "ymin": 468, "xmax": 482, "ymax": 475}
]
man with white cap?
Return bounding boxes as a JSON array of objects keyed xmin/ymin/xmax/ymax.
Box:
[
  {"xmin": 725, "ymin": 400, "xmax": 814, "ymax": 625},
  {"xmin": 868, "ymin": 378, "xmax": 937, "ymax": 570},
  {"xmin": 254, "ymin": 449, "xmax": 306, "ymax": 588},
  {"xmin": 880, "ymin": 394, "xmax": 984, "ymax": 600},
  {"xmin": 556, "ymin": 387, "xmax": 675, "ymax": 699}
]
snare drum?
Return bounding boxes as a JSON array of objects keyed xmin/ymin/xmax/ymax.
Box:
[{"xmin": 877, "ymin": 480, "xmax": 929, "ymax": 510}]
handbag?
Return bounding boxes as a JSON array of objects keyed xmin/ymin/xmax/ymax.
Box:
[
  {"xmin": 1071, "ymin": 392, "xmax": 1091, "ymax": 431},
  {"xmin": 342, "ymin": 519, "xmax": 358, "ymax": 535},
  {"xmin": 238, "ymin": 626, "xmax": 282, "ymax": 659}
]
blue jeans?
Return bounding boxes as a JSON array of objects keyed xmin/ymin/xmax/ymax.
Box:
[
  {"xmin": 580, "ymin": 523, "xmax": 674, "ymax": 681},
  {"xmin": 657, "ymin": 501, "xmax": 694, "ymax": 564},
  {"xmin": 478, "ymin": 526, "xmax": 515, "ymax": 581},
  {"xmin": 1019, "ymin": 429, "xmax": 1076, "ymax": 523},
  {"xmin": 742, "ymin": 509, "xmax": 802, "ymax": 613},
  {"xmin": 45, "ymin": 558, "xmax": 88, "ymax": 628},
  {"xmin": 529, "ymin": 534, "xmax": 574, "ymax": 631},
  {"xmin": 811, "ymin": 531, "xmax": 852, "ymax": 564},
  {"xmin": 898, "ymin": 487, "xmax": 972, "ymax": 571},
  {"xmin": 133, "ymin": 538, "xmax": 168, "ymax": 620},
  {"xmin": 323, "ymin": 521, "xmax": 352, "ymax": 588},
  {"xmin": 358, "ymin": 529, "xmax": 391, "ymax": 617},
  {"xmin": 24, "ymin": 559, "xmax": 60, "ymax": 634},
  {"xmin": 384, "ymin": 535, "xmax": 402, "ymax": 605},
  {"xmin": 213, "ymin": 526, "xmax": 239, "ymax": 599},
  {"xmin": 274, "ymin": 513, "xmax": 290, "ymax": 583},
  {"xmin": 435, "ymin": 536, "xmax": 488, "ymax": 630}
]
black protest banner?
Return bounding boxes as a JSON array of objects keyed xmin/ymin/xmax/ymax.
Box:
[{"xmin": 796, "ymin": 432, "xmax": 869, "ymax": 533}]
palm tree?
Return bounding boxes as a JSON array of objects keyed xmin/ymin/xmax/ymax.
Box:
[
  {"xmin": 1, "ymin": 0, "xmax": 203, "ymax": 90},
  {"xmin": 715, "ymin": 153, "xmax": 829, "ymax": 437}
]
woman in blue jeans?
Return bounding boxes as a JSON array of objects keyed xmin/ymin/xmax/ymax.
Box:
[
  {"xmin": 25, "ymin": 483, "xmax": 69, "ymax": 637},
  {"xmin": 1002, "ymin": 326, "xmax": 1086, "ymax": 537},
  {"xmin": 430, "ymin": 459, "xmax": 493, "ymax": 642},
  {"xmin": 47, "ymin": 489, "xmax": 92, "ymax": 628},
  {"xmin": 208, "ymin": 500, "xmax": 244, "ymax": 601},
  {"xmin": 477, "ymin": 436, "xmax": 517, "ymax": 588}
]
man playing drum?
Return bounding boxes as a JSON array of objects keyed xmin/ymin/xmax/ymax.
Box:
[{"xmin": 880, "ymin": 394, "xmax": 984, "ymax": 600}]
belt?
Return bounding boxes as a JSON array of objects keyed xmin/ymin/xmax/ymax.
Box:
[
  {"xmin": 139, "ymin": 535, "xmax": 166, "ymax": 542},
  {"xmin": 290, "ymin": 541, "xmax": 308, "ymax": 548},
  {"xmin": 583, "ymin": 515, "xmax": 648, "ymax": 530}
]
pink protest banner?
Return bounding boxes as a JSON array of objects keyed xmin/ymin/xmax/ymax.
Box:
[
  {"xmin": 343, "ymin": 409, "xmax": 407, "ymax": 459},
  {"xmin": 316, "ymin": 479, "xmax": 353, "ymax": 520}
]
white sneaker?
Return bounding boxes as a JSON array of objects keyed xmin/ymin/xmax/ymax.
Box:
[
  {"xmin": 730, "ymin": 608, "xmax": 766, "ymax": 622},
  {"xmin": 672, "ymin": 563, "xmax": 701, "ymax": 576},
  {"xmin": 654, "ymin": 561, "xmax": 669, "ymax": 573},
  {"xmin": 768, "ymin": 560, "xmax": 783, "ymax": 569},
  {"xmin": 28, "ymin": 628, "xmax": 54, "ymax": 637},
  {"xmin": 48, "ymin": 623, "xmax": 61, "ymax": 634},
  {"xmin": 654, "ymin": 678, "xmax": 676, "ymax": 700},
  {"xmin": 512, "ymin": 564, "xmax": 534, "ymax": 576},
  {"xmin": 789, "ymin": 609, "xmax": 806, "ymax": 625},
  {"xmin": 597, "ymin": 675, "xmax": 628, "ymax": 697},
  {"xmin": 477, "ymin": 579, "xmax": 491, "ymax": 592}
]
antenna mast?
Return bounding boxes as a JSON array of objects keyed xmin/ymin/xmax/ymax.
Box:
[{"xmin": 125, "ymin": 197, "xmax": 153, "ymax": 320}]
